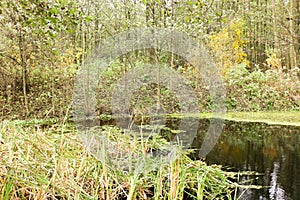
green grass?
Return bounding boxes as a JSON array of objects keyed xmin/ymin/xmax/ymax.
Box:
[
  {"xmin": 224, "ymin": 111, "xmax": 300, "ymax": 126},
  {"xmin": 0, "ymin": 120, "xmax": 248, "ymax": 199},
  {"xmin": 168, "ymin": 111, "xmax": 300, "ymax": 126}
]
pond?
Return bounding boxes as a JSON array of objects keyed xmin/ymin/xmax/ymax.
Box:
[
  {"xmin": 98, "ymin": 115, "xmax": 299, "ymax": 199},
  {"xmin": 165, "ymin": 117, "xmax": 300, "ymax": 200}
]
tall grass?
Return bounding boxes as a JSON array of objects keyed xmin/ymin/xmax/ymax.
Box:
[{"xmin": 0, "ymin": 120, "xmax": 242, "ymax": 199}]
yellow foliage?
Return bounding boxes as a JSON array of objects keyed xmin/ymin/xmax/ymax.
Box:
[
  {"xmin": 75, "ymin": 47, "xmax": 83, "ymax": 61},
  {"xmin": 67, "ymin": 49, "xmax": 74, "ymax": 56},
  {"xmin": 59, "ymin": 47, "xmax": 83, "ymax": 67},
  {"xmin": 207, "ymin": 19, "xmax": 249, "ymax": 74},
  {"xmin": 265, "ymin": 49, "xmax": 282, "ymax": 70}
]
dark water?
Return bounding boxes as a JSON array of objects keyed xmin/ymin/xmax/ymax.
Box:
[{"xmin": 165, "ymin": 118, "xmax": 300, "ymax": 200}]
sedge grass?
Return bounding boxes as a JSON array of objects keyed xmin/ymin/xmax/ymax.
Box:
[{"xmin": 0, "ymin": 119, "xmax": 249, "ymax": 199}]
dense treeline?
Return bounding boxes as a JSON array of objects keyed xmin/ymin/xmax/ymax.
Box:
[{"xmin": 0, "ymin": 0, "xmax": 299, "ymax": 119}]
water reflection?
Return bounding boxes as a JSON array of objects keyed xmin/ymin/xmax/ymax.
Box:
[
  {"xmin": 269, "ymin": 162, "xmax": 286, "ymax": 200},
  {"xmin": 187, "ymin": 119, "xmax": 300, "ymax": 200}
]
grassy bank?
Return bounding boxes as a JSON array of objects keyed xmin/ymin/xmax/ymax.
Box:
[
  {"xmin": 0, "ymin": 120, "xmax": 245, "ymax": 200},
  {"xmin": 171, "ymin": 111, "xmax": 300, "ymax": 126},
  {"xmin": 224, "ymin": 111, "xmax": 300, "ymax": 126}
]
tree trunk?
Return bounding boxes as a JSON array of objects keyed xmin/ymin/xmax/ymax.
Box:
[
  {"xmin": 288, "ymin": 0, "xmax": 297, "ymax": 69},
  {"xmin": 19, "ymin": 32, "xmax": 29, "ymax": 115},
  {"xmin": 272, "ymin": 0, "xmax": 282, "ymax": 72}
]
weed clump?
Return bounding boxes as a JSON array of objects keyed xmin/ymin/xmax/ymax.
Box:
[{"xmin": 0, "ymin": 120, "xmax": 241, "ymax": 199}]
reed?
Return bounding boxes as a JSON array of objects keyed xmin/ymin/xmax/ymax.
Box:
[{"xmin": 0, "ymin": 119, "xmax": 245, "ymax": 199}]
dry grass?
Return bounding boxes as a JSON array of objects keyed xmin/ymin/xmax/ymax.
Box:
[{"xmin": 0, "ymin": 119, "xmax": 241, "ymax": 199}]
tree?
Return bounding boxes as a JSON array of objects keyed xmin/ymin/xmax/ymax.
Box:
[{"xmin": 0, "ymin": 0, "xmax": 81, "ymax": 116}]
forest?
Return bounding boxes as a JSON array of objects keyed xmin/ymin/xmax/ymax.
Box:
[
  {"xmin": 0, "ymin": 0, "xmax": 299, "ymax": 199},
  {"xmin": 0, "ymin": 0, "xmax": 299, "ymax": 118}
]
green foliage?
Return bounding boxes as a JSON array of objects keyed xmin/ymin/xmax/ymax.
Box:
[
  {"xmin": 224, "ymin": 63, "xmax": 300, "ymax": 111},
  {"xmin": 0, "ymin": 0, "xmax": 299, "ymax": 120},
  {"xmin": 0, "ymin": 0, "xmax": 84, "ymax": 119},
  {"xmin": 96, "ymin": 60, "xmax": 180, "ymax": 116}
]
